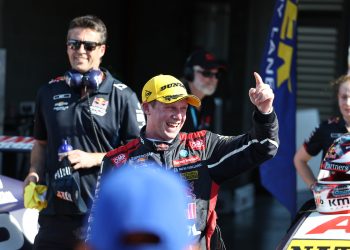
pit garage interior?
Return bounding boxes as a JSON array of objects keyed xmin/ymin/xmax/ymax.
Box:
[{"xmin": 0, "ymin": 0, "xmax": 349, "ymax": 249}]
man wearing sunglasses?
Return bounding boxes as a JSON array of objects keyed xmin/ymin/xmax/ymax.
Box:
[
  {"xmin": 23, "ymin": 15, "xmax": 145, "ymax": 250},
  {"xmin": 182, "ymin": 49, "xmax": 225, "ymax": 133}
]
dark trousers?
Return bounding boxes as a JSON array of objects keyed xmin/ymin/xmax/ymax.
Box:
[{"xmin": 33, "ymin": 214, "xmax": 86, "ymax": 250}]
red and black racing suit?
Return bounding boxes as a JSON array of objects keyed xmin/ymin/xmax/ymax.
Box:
[{"xmin": 92, "ymin": 109, "xmax": 279, "ymax": 250}]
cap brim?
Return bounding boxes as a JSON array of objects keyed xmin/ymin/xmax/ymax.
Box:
[
  {"xmin": 185, "ymin": 95, "xmax": 201, "ymax": 107},
  {"xmin": 156, "ymin": 94, "xmax": 201, "ymax": 107}
]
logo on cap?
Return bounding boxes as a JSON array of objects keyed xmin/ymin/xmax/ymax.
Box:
[{"xmin": 142, "ymin": 74, "xmax": 201, "ymax": 107}]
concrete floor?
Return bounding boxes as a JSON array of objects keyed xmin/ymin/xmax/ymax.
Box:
[{"xmin": 216, "ymin": 190, "xmax": 312, "ymax": 250}]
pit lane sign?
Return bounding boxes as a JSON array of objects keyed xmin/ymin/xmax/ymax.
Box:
[
  {"xmin": 0, "ymin": 136, "xmax": 34, "ymax": 152},
  {"xmin": 287, "ymin": 212, "xmax": 350, "ymax": 249}
]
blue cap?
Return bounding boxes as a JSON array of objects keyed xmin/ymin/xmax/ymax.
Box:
[{"xmin": 89, "ymin": 165, "xmax": 190, "ymax": 250}]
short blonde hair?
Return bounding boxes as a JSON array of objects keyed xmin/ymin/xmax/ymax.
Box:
[{"xmin": 331, "ymin": 74, "xmax": 350, "ymax": 95}]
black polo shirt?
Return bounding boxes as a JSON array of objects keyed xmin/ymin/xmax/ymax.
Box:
[
  {"xmin": 34, "ymin": 69, "xmax": 145, "ymax": 215},
  {"xmin": 304, "ymin": 117, "xmax": 348, "ymax": 159}
]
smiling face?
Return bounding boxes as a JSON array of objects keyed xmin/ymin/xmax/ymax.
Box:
[
  {"xmin": 143, "ymin": 100, "xmax": 188, "ymax": 141},
  {"xmin": 338, "ymin": 80, "xmax": 350, "ymax": 121},
  {"xmin": 67, "ymin": 28, "xmax": 106, "ymax": 73}
]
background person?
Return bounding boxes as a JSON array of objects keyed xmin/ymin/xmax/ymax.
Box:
[
  {"xmin": 23, "ymin": 15, "xmax": 145, "ymax": 250},
  {"xmin": 88, "ymin": 73, "xmax": 279, "ymax": 250},
  {"xmin": 181, "ymin": 49, "xmax": 225, "ymax": 132},
  {"xmin": 294, "ymin": 74, "xmax": 350, "ymax": 192},
  {"xmin": 293, "ymin": 74, "xmax": 350, "ymax": 222}
]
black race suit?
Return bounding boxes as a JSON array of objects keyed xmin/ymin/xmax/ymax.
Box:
[{"xmin": 93, "ymin": 109, "xmax": 279, "ymax": 250}]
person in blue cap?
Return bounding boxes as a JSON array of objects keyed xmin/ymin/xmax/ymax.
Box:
[{"xmin": 88, "ymin": 165, "xmax": 193, "ymax": 250}]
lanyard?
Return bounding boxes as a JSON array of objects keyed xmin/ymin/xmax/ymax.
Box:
[{"xmin": 190, "ymin": 106, "xmax": 198, "ymax": 130}]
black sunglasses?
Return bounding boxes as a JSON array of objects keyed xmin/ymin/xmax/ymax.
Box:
[
  {"xmin": 67, "ymin": 39, "xmax": 103, "ymax": 52},
  {"xmin": 195, "ymin": 69, "xmax": 222, "ymax": 79}
]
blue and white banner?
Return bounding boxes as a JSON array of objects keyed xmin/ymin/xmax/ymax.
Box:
[{"xmin": 259, "ymin": 0, "xmax": 298, "ymax": 217}]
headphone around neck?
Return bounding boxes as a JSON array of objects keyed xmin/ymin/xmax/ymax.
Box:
[{"xmin": 64, "ymin": 69, "xmax": 103, "ymax": 90}]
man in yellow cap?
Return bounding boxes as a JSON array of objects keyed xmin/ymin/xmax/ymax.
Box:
[{"xmin": 87, "ymin": 73, "xmax": 279, "ymax": 250}]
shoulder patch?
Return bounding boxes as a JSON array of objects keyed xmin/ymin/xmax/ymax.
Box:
[
  {"xmin": 113, "ymin": 83, "xmax": 128, "ymax": 91},
  {"xmin": 179, "ymin": 130, "xmax": 207, "ymax": 151},
  {"xmin": 180, "ymin": 130, "xmax": 207, "ymax": 141},
  {"xmin": 49, "ymin": 76, "xmax": 65, "ymax": 84},
  {"xmin": 327, "ymin": 117, "xmax": 340, "ymax": 124}
]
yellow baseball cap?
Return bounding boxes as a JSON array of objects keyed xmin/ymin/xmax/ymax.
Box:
[{"xmin": 142, "ymin": 74, "xmax": 201, "ymax": 107}]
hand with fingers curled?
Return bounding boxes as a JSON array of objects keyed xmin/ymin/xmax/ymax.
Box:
[
  {"xmin": 248, "ymin": 72, "xmax": 274, "ymax": 114},
  {"xmin": 67, "ymin": 149, "xmax": 105, "ymax": 170}
]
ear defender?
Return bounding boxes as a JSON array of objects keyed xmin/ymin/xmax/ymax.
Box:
[
  {"xmin": 183, "ymin": 66, "xmax": 194, "ymax": 82},
  {"xmin": 64, "ymin": 69, "xmax": 103, "ymax": 90},
  {"xmin": 183, "ymin": 53, "xmax": 194, "ymax": 82}
]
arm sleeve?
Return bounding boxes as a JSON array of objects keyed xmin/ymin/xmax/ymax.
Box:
[
  {"xmin": 303, "ymin": 124, "xmax": 323, "ymax": 156},
  {"xmin": 33, "ymin": 86, "xmax": 47, "ymax": 140},
  {"xmin": 119, "ymin": 91, "xmax": 145, "ymax": 144},
  {"xmin": 207, "ymin": 110, "xmax": 279, "ymax": 184}
]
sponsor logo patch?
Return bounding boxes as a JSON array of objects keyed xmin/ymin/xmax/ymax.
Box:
[
  {"xmin": 331, "ymin": 133, "xmax": 344, "ymax": 139},
  {"xmin": 173, "ymin": 155, "xmax": 200, "ymax": 167},
  {"xmin": 53, "ymin": 101, "xmax": 69, "ymax": 111},
  {"xmin": 111, "ymin": 153, "xmax": 127, "ymax": 167},
  {"xmin": 113, "ymin": 83, "xmax": 128, "ymax": 90},
  {"xmin": 181, "ymin": 171, "xmax": 199, "ymax": 181},
  {"xmin": 53, "ymin": 93, "xmax": 71, "ymax": 100},
  {"xmin": 90, "ymin": 97, "xmax": 108, "ymax": 116},
  {"xmin": 188, "ymin": 139, "xmax": 205, "ymax": 150},
  {"xmin": 179, "ymin": 149, "xmax": 189, "ymax": 158}
]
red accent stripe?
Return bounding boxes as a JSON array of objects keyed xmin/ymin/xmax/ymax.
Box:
[
  {"xmin": 105, "ymin": 138, "xmax": 141, "ymax": 158},
  {"xmin": 179, "ymin": 130, "xmax": 207, "ymax": 141},
  {"xmin": 206, "ymin": 181, "xmax": 219, "ymax": 250}
]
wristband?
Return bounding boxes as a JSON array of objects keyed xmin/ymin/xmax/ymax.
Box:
[{"xmin": 28, "ymin": 172, "xmax": 39, "ymax": 182}]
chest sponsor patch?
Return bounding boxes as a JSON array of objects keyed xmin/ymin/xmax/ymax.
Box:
[
  {"xmin": 53, "ymin": 101, "xmax": 69, "ymax": 111},
  {"xmin": 90, "ymin": 97, "xmax": 108, "ymax": 116},
  {"xmin": 179, "ymin": 149, "xmax": 189, "ymax": 157},
  {"xmin": 53, "ymin": 93, "xmax": 71, "ymax": 100},
  {"xmin": 129, "ymin": 152, "xmax": 153, "ymax": 162},
  {"xmin": 331, "ymin": 133, "xmax": 344, "ymax": 139},
  {"xmin": 188, "ymin": 139, "xmax": 205, "ymax": 150},
  {"xmin": 174, "ymin": 163, "xmax": 202, "ymax": 172},
  {"xmin": 181, "ymin": 171, "xmax": 199, "ymax": 181},
  {"xmin": 173, "ymin": 155, "xmax": 200, "ymax": 167}
]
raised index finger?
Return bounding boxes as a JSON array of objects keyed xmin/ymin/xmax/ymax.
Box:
[{"xmin": 254, "ymin": 72, "xmax": 264, "ymax": 88}]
